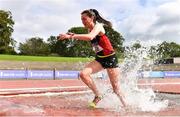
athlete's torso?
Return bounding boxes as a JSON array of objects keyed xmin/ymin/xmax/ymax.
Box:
[{"xmin": 91, "ymin": 34, "xmax": 114, "ymax": 56}]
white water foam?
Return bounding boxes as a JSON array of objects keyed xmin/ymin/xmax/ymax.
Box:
[{"xmin": 92, "ymin": 42, "xmax": 169, "ymax": 112}]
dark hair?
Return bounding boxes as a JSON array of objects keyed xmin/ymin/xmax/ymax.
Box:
[{"xmin": 81, "ymin": 9, "xmax": 112, "ymax": 28}]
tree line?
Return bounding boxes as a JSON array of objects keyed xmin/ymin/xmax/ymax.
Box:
[
  {"xmin": 19, "ymin": 26, "xmax": 124, "ymax": 57},
  {"xmin": 0, "ymin": 10, "xmax": 180, "ymax": 59}
]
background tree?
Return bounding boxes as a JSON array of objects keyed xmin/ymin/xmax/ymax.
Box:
[
  {"xmin": 132, "ymin": 41, "xmax": 141, "ymax": 50},
  {"xmin": 156, "ymin": 41, "xmax": 180, "ymax": 58},
  {"xmin": 47, "ymin": 35, "xmax": 73, "ymax": 56},
  {"xmin": 47, "ymin": 36, "xmax": 58, "ymax": 55},
  {"xmin": 149, "ymin": 45, "xmax": 157, "ymax": 59},
  {"xmin": 0, "ymin": 10, "xmax": 16, "ymax": 54},
  {"xmin": 149, "ymin": 41, "xmax": 180, "ymax": 59},
  {"xmin": 168, "ymin": 42, "xmax": 180, "ymax": 57},
  {"xmin": 19, "ymin": 37, "xmax": 50, "ymax": 56}
]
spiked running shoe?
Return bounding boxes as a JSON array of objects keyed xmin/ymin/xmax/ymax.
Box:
[{"xmin": 88, "ymin": 95, "xmax": 103, "ymax": 109}]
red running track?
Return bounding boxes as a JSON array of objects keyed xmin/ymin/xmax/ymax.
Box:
[{"xmin": 0, "ymin": 78, "xmax": 180, "ymax": 116}]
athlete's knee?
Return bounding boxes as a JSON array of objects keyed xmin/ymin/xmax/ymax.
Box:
[
  {"xmin": 112, "ymin": 88, "xmax": 118, "ymax": 94},
  {"xmin": 112, "ymin": 86, "xmax": 120, "ymax": 95},
  {"xmin": 79, "ymin": 71, "xmax": 89, "ymax": 79}
]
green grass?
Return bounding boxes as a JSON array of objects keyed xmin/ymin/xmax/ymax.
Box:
[{"xmin": 0, "ymin": 54, "xmax": 92, "ymax": 62}]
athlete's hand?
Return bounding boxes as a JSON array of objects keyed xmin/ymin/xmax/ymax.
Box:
[
  {"xmin": 66, "ymin": 32, "xmax": 74, "ymax": 36},
  {"xmin": 58, "ymin": 33, "xmax": 71, "ymax": 40}
]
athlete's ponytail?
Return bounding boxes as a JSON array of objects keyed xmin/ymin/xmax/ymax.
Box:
[{"xmin": 81, "ymin": 9, "xmax": 112, "ymax": 28}]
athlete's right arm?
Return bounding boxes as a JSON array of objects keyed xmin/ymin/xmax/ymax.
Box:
[{"xmin": 58, "ymin": 23, "xmax": 104, "ymax": 41}]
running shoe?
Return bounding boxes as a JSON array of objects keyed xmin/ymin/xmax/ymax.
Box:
[{"xmin": 88, "ymin": 95, "xmax": 103, "ymax": 109}]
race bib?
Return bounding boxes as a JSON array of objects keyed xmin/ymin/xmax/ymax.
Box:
[{"xmin": 92, "ymin": 44, "xmax": 103, "ymax": 53}]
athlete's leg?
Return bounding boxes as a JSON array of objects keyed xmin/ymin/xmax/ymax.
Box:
[
  {"xmin": 79, "ymin": 60, "xmax": 103, "ymax": 97},
  {"xmin": 107, "ymin": 68, "xmax": 126, "ymax": 107}
]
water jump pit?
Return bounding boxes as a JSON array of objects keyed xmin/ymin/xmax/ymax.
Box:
[{"xmin": 0, "ymin": 79, "xmax": 180, "ymax": 116}]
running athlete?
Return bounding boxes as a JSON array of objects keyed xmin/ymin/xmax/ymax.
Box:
[{"xmin": 59, "ymin": 9, "xmax": 126, "ymax": 108}]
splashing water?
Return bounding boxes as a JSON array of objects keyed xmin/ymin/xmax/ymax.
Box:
[{"xmin": 93, "ymin": 43, "xmax": 169, "ymax": 112}]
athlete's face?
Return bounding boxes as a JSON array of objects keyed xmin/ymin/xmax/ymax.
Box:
[{"xmin": 81, "ymin": 13, "xmax": 94, "ymax": 28}]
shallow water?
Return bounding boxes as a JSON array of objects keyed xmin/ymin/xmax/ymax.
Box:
[{"xmin": 91, "ymin": 47, "xmax": 169, "ymax": 112}]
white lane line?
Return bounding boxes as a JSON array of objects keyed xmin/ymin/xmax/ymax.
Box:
[
  {"xmin": 0, "ymin": 90, "xmax": 92, "ymax": 98},
  {"xmin": 137, "ymin": 82, "xmax": 180, "ymax": 85},
  {"xmin": 1, "ymin": 82, "xmax": 180, "ymax": 95},
  {"xmin": 0, "ymin": 82, "xmax": 180, "ymax": 92},
  {"xmin": 0, "ymin": 86, "xmax": 87, "ymax": 92}
]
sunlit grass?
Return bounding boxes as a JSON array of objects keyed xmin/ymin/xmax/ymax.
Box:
[{"xmin": 0, "ymin": 54, "xmax": 92, "ymax": 62}]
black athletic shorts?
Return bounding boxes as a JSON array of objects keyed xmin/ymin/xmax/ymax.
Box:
[{"xmin": 95, "ymin": 53, "xmax": 119, "ymax": 68}]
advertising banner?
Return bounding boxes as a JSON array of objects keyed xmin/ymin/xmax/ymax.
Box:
[
  {"xmin": 164, "ymin": 71, "xmax": 180, "ymax": 78},
  {"xmin": 55, "ymin": 71, "xmax": 79, "ymax": 79},
  {"xmin": 0, "ymin": 70, "xmax": 26, "ymax": 79},
  {"xmin": 27, "ymin": 70, "xmax": 54, "ymax": 79},
  {"xmin": 139, "ymin": 71, "xmax": 164, "ymax": 78}
]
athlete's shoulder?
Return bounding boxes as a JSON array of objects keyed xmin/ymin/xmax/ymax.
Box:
[
  {"xmin": 95, "ymin": 22, "xmax": 105, "ymax": 34},
  {"xmin": 95, "ymin": 22, "xmax": 103, "ymax": 28}
]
